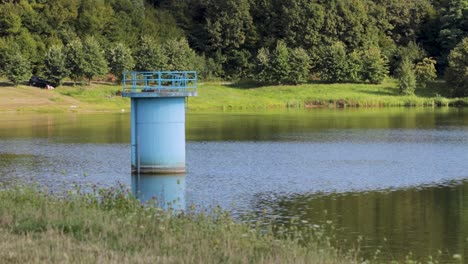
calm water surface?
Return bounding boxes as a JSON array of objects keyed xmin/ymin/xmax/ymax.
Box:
[{"xmin": 1, "ymin": 108, "xmax": 468, "ymax": 262}]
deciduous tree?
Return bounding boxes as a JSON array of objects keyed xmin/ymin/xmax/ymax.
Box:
[
  {"xmin": 318, "ymin": 42, "xmax": 348, "ymax": 82},
  {"xmin": 398, "ymin": 58, "xmax": 417, "ymax": 95},
  {"xmin": 361, "ymin": 46, "xmax": 388, "ymax": 84},
  {"xmin": 270, "ymin": 40, "xmax": 290, "ymax": 84},
  {"xmin": 107, "ymin": 43, "xmax": 134, "ymax": 81},
  {"xmin": 5, "ymin": 51, "xmax": 31, "ymax": 86},
  {"xmin": 164, "ymin": 38, "xmax": 196, "ymax": 71},
  {"xmin": 65, "ymin": 39, "xmax": 85, "ymax": 83},
  {"xmin": 254, "ymin": 47, "xmax": 271, "ymax": 84},
  {"xmin": 414, "ymin": 57, "xmax": 437, "ymax": 89},
  {"xmin": 44, "ymin": 45, "xmax": 69, "ymax": 87},
  {"xmin": 82, "ymin": 37, "xmax": 108, "ymax": 83},
  {"xmin": 445, "ymin": 37, "xmax": 468, "ymax": 96},
  {"xmin": 287, "ymin": 47, "xmax": 310, "ymax": 85},
  {"xmin": 134, "ymin": 36, "xmax": 168, "ymax": 71}
]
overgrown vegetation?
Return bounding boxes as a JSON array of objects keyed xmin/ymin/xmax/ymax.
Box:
[{"xmin": 0, "ymin": 183, "xmax": 356, "ymax": 263}]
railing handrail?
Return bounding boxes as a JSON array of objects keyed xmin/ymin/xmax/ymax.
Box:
[{"xmin": 122, "ymin": 71, "xmax": 197, "ymax": 95}]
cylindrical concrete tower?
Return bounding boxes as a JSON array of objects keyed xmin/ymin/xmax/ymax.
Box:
[
  {"xmin": 122, "ymin": 71, "xmax": 197, "ymax": 174},
  {"xmin": 131, "ymin": 174, "xmax": 186, "ymax": 210}
]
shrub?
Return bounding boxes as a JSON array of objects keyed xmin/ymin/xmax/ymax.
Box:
[
  {"xmin": 414, "ymin": 57, "xmax": 437, "ymax": 89},
  {"xmin": 398, "ymin": 58, "xmax": 416, "ymax": 95},
  {"xmin": 360, "ymin": 46, "xmax": 388, "ymax": 84}
]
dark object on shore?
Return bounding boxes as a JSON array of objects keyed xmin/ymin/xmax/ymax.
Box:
[{"xmin": 28, "ymin": 76, "xmax": 51, "ymax": 88}]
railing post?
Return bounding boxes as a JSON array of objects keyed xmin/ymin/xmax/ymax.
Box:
[
  {"xmin": 122, "ymin": 72, "xmax": 126, "ymax": 91},
  {"xmin": 132, "ymin": 72, "xmax": 137, "ymax": 93},
  {"xmin": 194, "ymin": 72, "xmax": 197, "ymax": 93},
  {"xmin": 158, "ymin": 71, "xmax": 161, "ymax": 93},
  {"xmin": 183, "ymin": 72, "xmax": 187, "ymax": 92}
]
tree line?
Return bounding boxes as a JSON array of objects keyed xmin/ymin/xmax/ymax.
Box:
[{"xmin": 0, "ymin": 0, "xmax": 467, "ymax": 96}]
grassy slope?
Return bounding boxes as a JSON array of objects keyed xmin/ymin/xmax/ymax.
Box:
[
  {"xmin": 190, "ymin": 80, "xmax": 463, "ymax": 110},
  {"xmin": 0, "ymin": 83, "xmax": 128, "ymax": 112},
  {"xmin": 0, "ymin": 80, "xmax": 466, "ymax": 112},
  {"xmin": 0, "ymin": 185, "xmax": 356, "ymax": 264}
]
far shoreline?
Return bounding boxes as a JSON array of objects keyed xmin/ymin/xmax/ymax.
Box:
[{"xmin": 0, "ymin": 79, "xmax": 467, "ymax": 113}]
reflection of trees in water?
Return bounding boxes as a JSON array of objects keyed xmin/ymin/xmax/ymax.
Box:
[
  {"xmin": 186, "ymin": 108, "xmax": 468, "ymax": 142},
  {"xmin": 0, "ymin": 113, "xmax": 130, "ymax": 143},
  {"xmin": 250, "ymin": 182, "xmax": 468, "ymax": 262}
]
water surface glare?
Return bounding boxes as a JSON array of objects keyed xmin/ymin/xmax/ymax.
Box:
[{"xmin": 1, "ymin": 108, "xmax": 468, "ymax": 262}]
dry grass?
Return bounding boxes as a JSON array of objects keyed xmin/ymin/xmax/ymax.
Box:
[{"xmin": 0, "ymin": 83, "xmax": 128, "ymax": 112}]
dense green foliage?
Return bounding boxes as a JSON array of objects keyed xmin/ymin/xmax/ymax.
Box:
[
  {"xmin": 133, "ymin": 36, "xmax": 167, "ymax": 71},
  {"xmin": 43, "ymin": 45, "xmax": 69, "ymax": 87},
  {"xmin": 398, "ymin": 59, "xmax": 417, "ymax": 95},
  {"xmin": 445, "ymin": 37, "xmax": 468, "ymax": 96},
  {"xmin": 4, "ymin": 50, "xmax": 31, "ymax": 85},
  {"xmin": 361, "ymin": 47, "xmax": 389, "ymax": 84},
  {"xmin": 106, "ymin": 42, "xmax": 135, "ymax": 81},
  {"xmin": 82, "ymin": 37, "xmax": 108, "ymax": 83},
  {"xmin": 0, "ymin": 0, "xmax": 466, "ymax": 94},
  {"xmin": 164, "ymin": 38, "xmax": 197, "ymax": 71},
  {"xmin": 254, "ymin": 41, "xmax": 310, "ymax": 85},
  {"xmin": 415, "ymin": 58, "xmax": 437, "ymax": 89},
  {"xmin": 318, "ymin": 42, "xmax": 349, "ymax": 83},
  {"xmin": 287, "ymin": 47, "xmax": 311, "ymax": 85},
  {"xmin": 64, "ymin": 39, "xmax": 85, "ymax": 83}
]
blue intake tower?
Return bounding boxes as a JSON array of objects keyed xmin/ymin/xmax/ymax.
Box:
[{"xmin": 122, "ymin": 71, "xmax": 197, "ymax": 174}]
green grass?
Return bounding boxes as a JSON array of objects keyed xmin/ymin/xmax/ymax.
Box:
[
  {"xmin": 188, "ymin": 79, "xmax": 466, "ymax": 111},
  {"xmin": 2, "ymin": 79, "xmax": 468, "ymax": 112},
  {"xmin": 0, "ymin": 184, "xmax": 356, "ymax": 263},
  {"xmin": 55, "ymin": 83, "xmax": 129, "ymax": 111}
]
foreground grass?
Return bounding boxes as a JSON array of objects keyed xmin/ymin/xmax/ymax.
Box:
[
  {"xmin": 1, "ymin": 79, "xmax": 468, "ymax": 112},
  {"xmin": 0, "ymin": 184, "xmax": 356, "ymax": 264}
]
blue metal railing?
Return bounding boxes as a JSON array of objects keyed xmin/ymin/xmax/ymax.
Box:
[{"xmin": 122, "ymin": 71, "xmax": 197, "ymax": 94}]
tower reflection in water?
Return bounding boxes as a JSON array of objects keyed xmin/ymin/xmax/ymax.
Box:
[{"xmin": 131, "ymin": 174, "xmax": 185, "ymax": 210}]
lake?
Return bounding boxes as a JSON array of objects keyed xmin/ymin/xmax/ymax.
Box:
[{"xmin": 1, "ymin": 108, "xmax": 468, "ymax": 262}]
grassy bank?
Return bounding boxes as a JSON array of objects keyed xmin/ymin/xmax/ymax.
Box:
[
  {"xmin": 189, "ymin": 80, "xmax": 467, "ymax": 110},
  {"xmin": 0, "ymin": 79, "xmax": 467, "ymax": 112},
  {"xmin": 0, "ymin": 82, "xmax": 127, "ymax": 112},
  {"xmin": 0, "ymin": 184, "xmax": 355, "ymax": 263}
]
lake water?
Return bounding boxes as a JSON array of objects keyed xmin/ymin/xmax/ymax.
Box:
[{"xmin": 1, "ymin": 108, "xmax": 468, "ymax": 262}]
